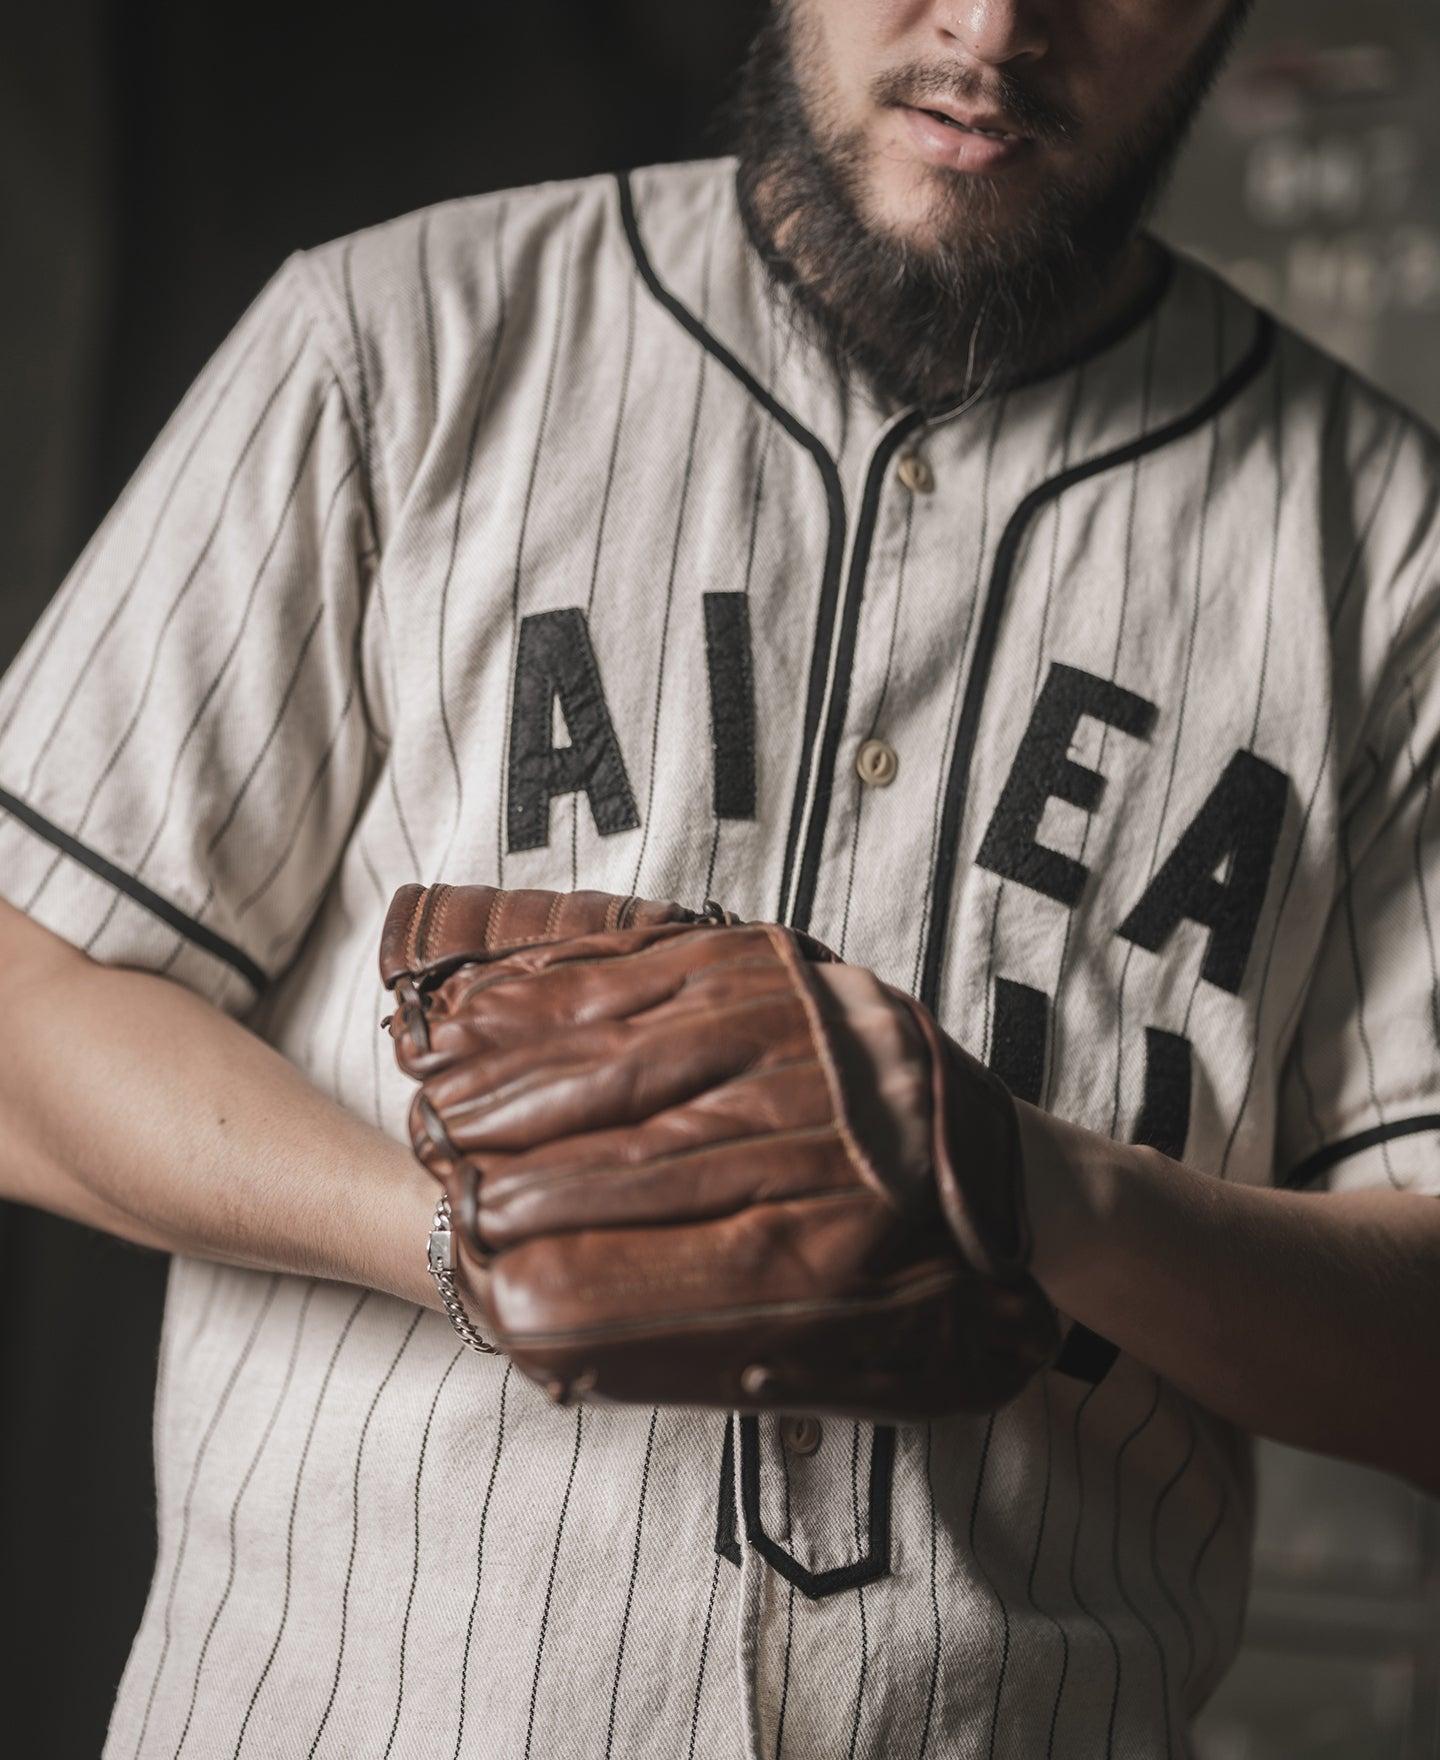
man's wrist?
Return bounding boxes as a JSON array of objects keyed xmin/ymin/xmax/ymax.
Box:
[{"xmin": 1013, "ymin": 1098, "xmax": 1130, "ymax": 1302}]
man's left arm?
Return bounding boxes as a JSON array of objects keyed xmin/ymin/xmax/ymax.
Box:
[{"xmin": 1015, "ymin": 1102, "xmax": 1440, "ymax": 1494}]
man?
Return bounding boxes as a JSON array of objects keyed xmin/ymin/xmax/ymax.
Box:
[{"xmin": 1, "ymin": 0, "xmax": 1437, "ymax": 1753}]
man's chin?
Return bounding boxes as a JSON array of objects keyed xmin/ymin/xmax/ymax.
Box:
[{"xmin": 858, "ymin": 163, "xmax": 1025, "ymax": 263}]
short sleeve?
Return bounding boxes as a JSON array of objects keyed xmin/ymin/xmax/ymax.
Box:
[
  {"xmin": 1277, "ymin": 616, "xmax": 1440, "ymax": 1197},
  {"xmin": 0, "ymin": 256, "xmax": 377, "ymax": 1016}
]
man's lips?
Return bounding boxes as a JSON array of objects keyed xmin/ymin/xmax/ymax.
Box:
[
  {"xmin": 893, "ymin": 101, "xmax": 1033, "ymax": 173},
  {"xmin": 906, "ymin": 96, "xmax": 1028, "ymax": 143}
]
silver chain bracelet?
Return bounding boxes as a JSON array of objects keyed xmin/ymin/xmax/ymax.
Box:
[{"xmin": 427, "ymin": 1191, "xmax": 498, "ymax": 1354}]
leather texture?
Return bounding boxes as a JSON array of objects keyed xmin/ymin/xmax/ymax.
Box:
[{"xmin": 381, "ymin": 884, "xmax": 1060, "ymax": 1421}]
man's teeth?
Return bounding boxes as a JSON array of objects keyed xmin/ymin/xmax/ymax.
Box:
[{"xmin": 924, "ymin": 108, "xmax": 1014, "ymax": 142}]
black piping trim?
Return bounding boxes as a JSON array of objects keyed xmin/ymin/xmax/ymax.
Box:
[
  {"xmin": 788, "ymin": 411, "xmax": 926, "ymax": 932},
  {"xmin": 1282, "ymin": 1113, "xmax": 1440, "ymax": 1191},
  {"xmin": 614, "ymin": 171, "xmax": 847, "ymax": 928},
  {"xmin": 715, "ymin": 1418, "xmax": 741, "ymax": 1566},
  {"xmin": 0, "ymin": 784, "xmax": 268, "ymax": 994},
  {"xmin": 918, "ymin": 312, "xmax": 1279, "ymax": 1013},
  {"xmin": 715, "ymin": 1415, "xmax": 895, "ymax": 1599}
]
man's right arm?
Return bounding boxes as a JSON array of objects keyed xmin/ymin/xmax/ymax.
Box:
[{"xmin": 0, "ymin": 898, "xmax": 439, "ymax": 1311}]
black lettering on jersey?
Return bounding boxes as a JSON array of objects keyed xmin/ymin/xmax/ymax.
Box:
[
  {"xmin": 1134, "ymin": 1026, "xmax": 1192, "ymax": 1161},
  {"xmin": 988, "ymin": 977, "xmax": 1049, "ymax": 1104},
  {"xmin": 988, "ymin": 972, "xmax": 1193, "ymax": 1384},
  {"xmin": 507, "ymin": 608, "xmax": 640, "ymax": 853},
  {"xmin": 702, "ymin": 592, "xmax": 757, "ymax": 820},
  {"xmin": 977, "ymin": 663, "xmax": 1157, "ymax": 908},
  {"xmin": 1118, "ymin": 751, "xmax": 1288, "ymax": 994}
]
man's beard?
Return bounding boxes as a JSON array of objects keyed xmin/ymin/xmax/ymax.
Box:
[{"xmin": 734, "ymin": 1, "xmax": 1253, "ymax": 409}]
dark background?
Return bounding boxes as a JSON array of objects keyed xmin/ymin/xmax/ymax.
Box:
[{"xmin": 3, "ymin": 4, "xmax": 1437, "ymax": 1756}]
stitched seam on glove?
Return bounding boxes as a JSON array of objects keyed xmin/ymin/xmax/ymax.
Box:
[
  {"xmin": 494, "ymin": 1264, "xmax": 970, "ymax": 1346},
  {"xmin": 440, "ymin": 922, "xmax": 734, "ymax": 1001},
  {"xmin": 484, "ymin": 1165, "xmax": 868, "ymax": 1234},
  {"xmin": 767, "ymin": 926, "xmax": 903, "ymax": 1216},
  {"xmin": 428, "ymin": 1048, "xmax": 820, "ymax": 1136},
  {"xmin": 482, "ymin": 1122, "xmax": 844, "ymax": 1195}
]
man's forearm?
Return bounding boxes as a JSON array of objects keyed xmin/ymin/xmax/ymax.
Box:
[
  {"xmin": 0, "ymin": 906, "xmax": 437, "ymax": 1309},
  {"xmin": 1018, "ymin": 1103, "xmax": 1440, "ymax": 1493}
]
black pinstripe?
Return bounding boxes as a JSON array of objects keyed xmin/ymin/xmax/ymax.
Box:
[
  {"xmin": 437, "ymin": 201, "xmax": 511, "ymax": 877},
  {"xmin": 1029, "ymin": 365, "xmax": 1089, "ymax": 705},
  {"xmin": 523, "ymin": 1406, "xmax": 586, "ymax": 1760},
  {"xmin": 131, "ymin": 1276, "xmax": 280, "ymax": 1760},
  {"xmin": 845, "ymin": 1422, "xmax": 871, "ymax": 1760},
  {"xmin": 306, "ymin": 1310, "xmax": 422, "ymax": 1759},
  {"xmin": 454, "ymin": 1360, "xmax": 514, "ymax": 1760},
  {"xmin": 1327, "ymin": 413, "xmax": 1407, "ymax": 636},
  {"xmin": 383, "ymin": 1347, "xmax": 465, "ymax": 1760},
  {"xmin": 238, "ymin": 659, "xmax": 364, "ymax": 936},
  {"xmin": 686, "ymin": 1555, "xmax": 722, "ymax": 1760},
  {"xmin": 1017, "ymin": 1377, "xmax": 1071, "ymax": 1755},
  {"xmin": 1405, "ymin": 681, "xmax": 1440, "ymax": 1053},
  {"xmin": 173, "ymin": 1284, "xmax": 314, "ymax": 1758},
  {"xmin": 629, "ymin": 194, "xmax": 719, "ymax": 897},
  {"xmin": 341, "ymin": 241, "xmax": 383, "ymax": 528},
  {"xmin": 602, "ymin": 1406, "xmax": 659, "ymax": 1760},
  {"xmin": 1181, "ymin": 1478, "xmax": 1230, "ymax": 1703},
  {"xmin": 573, "ymin": 271, "xmax": 638, "ymax": 890},
  {"xmin": 1340, "ymin": 815, "xmax": 1399, "ymax": 1185},
  {"xmin": 375, "ymin": 571, "xmax": 424, "ymax": 875},
  {"xmin": 772, "ymin": 1429, "xmax": 797, "ymax": 1760},
  {"xmin": 354, "ymin": 835, "xmax": 392, "ymax": 1128},
  {"xmin": 1103, "ymin": 1375, "xmax": 1165, "ymax": 1759},
  {"xmin": 1291, "ymin": 1015, "xmax": 1328, "ymax": 1154},
  {"xmin": 910, "ymin": 394, "xmax": 1009, "ymax": 996},
  {"xmin": 232, "ymin": 1289, "xmax": 370, "ymax": 1757},
  {"xmin": 497, "ymin": 201, "xmax": 577, "ymax": 886},
  {"xmin": 419, "ymin": 210, "xmax": 440, "ymax": 426},
  {"xmin": 1247, "ymin": 341, "xmax": 1286, "ymax": 751},
  {"xmin": 1147, "ymin": 1398, "xmax": 1200, "ymax": 1717},
  {"xmin": 972, "ymin": 1414, "xmax": 1013, "ymax": 1760},
  {"xmin": 914, "ymin": 1422, "xmax": 942, "ymax": 1760},
  {"xmin": 1047, "ymin": 1382, "xmax": 1115, "ymax": 1759}
]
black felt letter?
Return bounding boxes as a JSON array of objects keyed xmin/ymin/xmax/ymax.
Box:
[
  {"xmin": 507, "ymin": 608, "xmax": 640, "ymax": 852},
  {"xmin": 703, "ymin": 592, "xmax": 757, "ymax": 819},
  {"xmin": 1134, "ymin": 1027, "xmax": 1192, "ymax": 1160},
  {"xmin": 1118, "ymin": 751, "xmax": 1288, "ymax": 994},
  {"xmin": 977, "ymin": 663, "xmax": 1157, "ymax": 907},
  {"xmin": 988, "ymin": 977, "xmax": 1050, "ymax": 1106}
]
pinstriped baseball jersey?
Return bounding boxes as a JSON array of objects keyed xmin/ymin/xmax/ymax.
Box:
[{"xmin": 3, "ymin": 155, "xmax": 1439, "ymax": 1758}]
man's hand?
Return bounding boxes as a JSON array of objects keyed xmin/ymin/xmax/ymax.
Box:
[{"xmin": 380, "ymin": 883, "xmax": 1059, "ymax": 1421}]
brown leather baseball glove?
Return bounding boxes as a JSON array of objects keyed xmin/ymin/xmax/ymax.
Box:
[{"xmin": 380, "ymin": 883, "xmax": 1059, "ymax": 1421}]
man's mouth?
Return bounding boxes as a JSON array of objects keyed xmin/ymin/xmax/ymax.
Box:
[{"xmin": 909, "ymin": 102, "xmax": 1024, "ymax": 144}]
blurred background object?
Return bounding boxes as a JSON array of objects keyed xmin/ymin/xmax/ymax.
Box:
[
  {"xmin": 2, "ymin": 2, "xmax": 1436, "ymax": 1754},
  {"xmin": 1160, "ymin": 0, "xmax": 1440, "ymax": 426}
]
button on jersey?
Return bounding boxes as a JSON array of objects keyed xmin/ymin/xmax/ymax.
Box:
[{"xmin": 2, "ymin": 157, "xmax": 1439, "ymax": 1759}]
